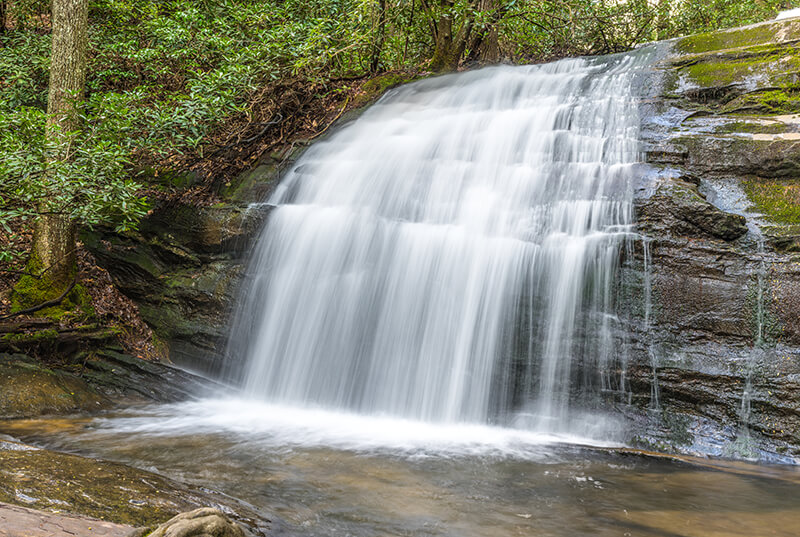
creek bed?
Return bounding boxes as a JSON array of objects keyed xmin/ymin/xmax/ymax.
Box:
[{"xmin": 2, "ymin": 399, "xmax": 799, "ymax": 537}]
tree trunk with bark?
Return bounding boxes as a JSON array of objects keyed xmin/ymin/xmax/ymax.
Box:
[
  {"xmin": 370, "ymin": 0, "xmax": 387, "ymax": 73},
  {"xmin": 425, "ymin": 0, "xmax": 472, "ymax": 72},
  {"xmin": 13, "ymin": 0, "xmax": 88, "ymax": 310},
  {"xmin": 466, "ymin": 0, "xmax": 505, "ymax": 63},
  {"xmin": 425, "ymin": 0, "xmax": 508, "ymax": 71}
]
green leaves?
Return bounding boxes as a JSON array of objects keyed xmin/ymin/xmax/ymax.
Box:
[
  {"xmin": 0, "ymin": 105, "xmax": 149, "ymax": 243},
  {"xmin": 1, "ymin": 0, "xmax": 792, "ymax": 262}
]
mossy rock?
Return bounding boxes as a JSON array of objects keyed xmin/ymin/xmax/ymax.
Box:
[
  {"xmin": 0, "ymin": 438, "xmax": 271, "ymax": 532},
  {"xmin": 0, "ymin": 440, "xmax": 208, "ymax": 527},
  {"xmin": 675, "ymin": 20, "xmax": 800, "ymax": 55},
  {"xmin": 681, "ymin": 51, "xmax": 800, "ymax": 89},
  {"xmin": 711, "ymin": 118, "xmax": 795, "ymax": 135},
  {"xmin": 722, "ymin": 88, "xmax": 800, "ymax": 115},
  {"xmin": 361, "ymin": 72, "xmax": 421, "ymax": 97},
  {"xmin": 666, "ymin": 19, "xmax": 800, "ymax": 115},
  {"xmin": 0, "ymin": 354, "xmax": 109, "ymax": 418}
]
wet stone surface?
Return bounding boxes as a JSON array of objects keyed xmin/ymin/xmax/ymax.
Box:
[{"xmin": 0, "ymin": 437, "xmax": 272, "ymax": 535}]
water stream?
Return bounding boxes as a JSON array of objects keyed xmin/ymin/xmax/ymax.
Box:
[{"xmin": 3, "ymin": 410, "xmax": 800, "ymax": 537}]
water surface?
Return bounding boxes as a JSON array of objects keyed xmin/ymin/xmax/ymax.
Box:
[{"xmin": 3, "ymin": 401, "xmax": 799, "ymax": 537}]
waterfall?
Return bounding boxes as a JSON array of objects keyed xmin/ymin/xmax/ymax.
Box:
[{"xmin": 228, "ymin": 50, "xmax": 652, "ymax": 433}]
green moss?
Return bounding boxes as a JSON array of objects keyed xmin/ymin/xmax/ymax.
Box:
[
  {"xmin": 676, "ymin": 21, "xmax": 797, "ymax": 55},
  {"xmin": 10, "ymin": 272, "xmax": 94, "ymax": 319},
  {"xmin": 713, "ymin": 120, "xmax": 789, "ymax": 135},
  {"xmin": 682, "ymin": 50, "xmax": 800, "ymax": 89},
  {"xmin": 721, "ymin": 87, "xmax": 800, "ymax": 115},
  {"xmin": 9, "ymin": 249, "xmax": 94, "ymax": 321},
  {"xmin": 353, "ymin": 71, "xmax": 429, "ymax": 109},
  {"xmin": 361, "ymin": 72, "xmax": 418, "ymax": 96},
  {"xmin": 744, "ymin": 180, "xmax": 800, "ymax": 225},
  {"xmin": 1, "ymin": 329, "xmax": 58, "ymax": 344}
]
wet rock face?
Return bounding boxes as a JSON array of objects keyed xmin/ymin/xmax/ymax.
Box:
[
  {"xmin": 636, "ymin": 178, "xmax": 747, "ymax": 241},
  {"xmin": 0, "ymin": 439, "xmax": 271, "ymax": 534},
  {"xmin": 628, "ymin": 18, "xmax": 800, "ymax": 461},
  {"xmin": 83, "ymin": 146, "xmax": 309, "ymax": 373},
  {"xmin": 0, "ymin": 350, "xmax": 217, "ymax": 419},
  {"xmin": 82, "ymin": 202, "xmax": 267, "ymax": 373},
  {"xmin": 90, "ymin": 201, "xmax": 266, "ymax": 370}
]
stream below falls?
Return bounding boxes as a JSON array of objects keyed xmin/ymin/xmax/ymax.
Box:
[{"xmin": 2, "ymin": 400, "xmax": 800, "ymax": 537}]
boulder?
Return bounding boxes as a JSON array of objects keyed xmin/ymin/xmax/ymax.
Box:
[{"xmin": 146, "ymin": 508, "xmax": 245, "ymax": 537}]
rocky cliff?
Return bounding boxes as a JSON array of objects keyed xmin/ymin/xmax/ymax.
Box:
[{"xmin": 628, "ymin": 17, "xmax": 800, "ymax": 461}]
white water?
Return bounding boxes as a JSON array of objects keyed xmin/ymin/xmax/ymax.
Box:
[
  {"xmin": 777, "ymin": 8, "xmax": 800, "ymax": 20},
  {"xmin": 87, "ymin": 399, "xmax": 619, "ymax": 458},
  {"xmin": 228, "ymin": 51, "xmax": 651, "ymax": 436}
]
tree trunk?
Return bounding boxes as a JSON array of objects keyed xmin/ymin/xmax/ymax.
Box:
[
  {"xmin": 15, "ymin": 0, "xmax": 88, "ymax": 308},
  {"xmin": 431, "ymin": 18, "xmax": 458, "ymax": 71},
  {"xmin": 466, "ymin": 0, "xmax": 506, "ymax": 63},
  {"xmin": 370, "ymin": 0, "xmax": 386, "ymax": 73},
  {"xmin": 0, "ymin": 1, "xmax": 6, "ymax": 35},
  {"xmin": 427, "ymin": 0, "xmax": 485, "ymax": 72},
  {"xmin": 47, "ymin": 0, "xmax": 89, "ymax": 139},
  {"xmin": 29, "ymin": 215, "xmax": 77, "ymax": 289}
]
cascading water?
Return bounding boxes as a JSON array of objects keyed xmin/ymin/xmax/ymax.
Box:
[{"xmin": 228, "ymin": 50, "xmax": 652, "ymax": 434}]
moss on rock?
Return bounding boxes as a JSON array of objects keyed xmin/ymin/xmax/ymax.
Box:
[
  {"xmin": 676, "ymin": 20, "xmax": 800, "ymax": 55},
  {"xmin": 744, "ymin": 179, "xmax": 800, "ymax": 224},
  {"xmin": 0, "ymin": 440, "xmax": 203, "ymax": 527},
  {"xmin": 0, "ymin": 355, "xmax": 109, "ymax": 418}
]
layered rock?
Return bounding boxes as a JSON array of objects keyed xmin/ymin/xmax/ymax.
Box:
[{"xmin": 628, "ymin": 17, "xmax": 800, "ymax": 461}]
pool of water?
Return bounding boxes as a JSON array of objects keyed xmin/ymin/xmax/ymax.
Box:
[{"xmin": 2, "ymin": 399, "xmax": 799, "ymax": 537}]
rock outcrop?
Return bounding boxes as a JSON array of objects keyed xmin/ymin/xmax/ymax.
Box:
[{"xmin": 627, "ymin": 17, "xmax": 800, "ymax": 461}]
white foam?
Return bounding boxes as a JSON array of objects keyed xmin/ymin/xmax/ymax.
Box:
[{"xmin": 92, "ymin": 399, "xmax": 621, "ymax": 458}]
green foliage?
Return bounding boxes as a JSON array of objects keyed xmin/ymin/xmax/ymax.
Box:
[
  {"xmin": 503, "ymin": 0, "xmax": 796, "ymax": 59},
  {"xmin": 1, "ymin": 0, "xmax": 798, "ymax": 262},
  {"xmin": 0, "ymin": 106, "xmax": 149, "ymax": 236}
]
